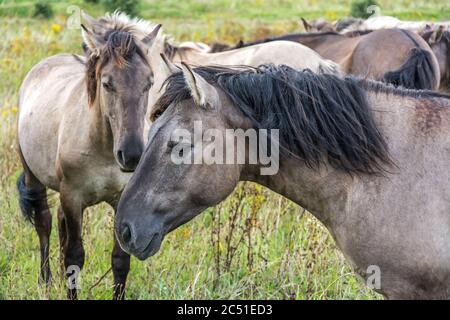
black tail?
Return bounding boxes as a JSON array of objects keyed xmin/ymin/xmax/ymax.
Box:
[
  {"xmin": 383, "ymin": 47, "xmax": 437, "ymax": 90},
  {"xmin": 17, "ymin": 172, "xmax": 47, "ymax": 223}
]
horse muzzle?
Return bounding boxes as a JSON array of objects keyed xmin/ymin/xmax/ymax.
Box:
[
  {"xmin": 116, "ymin": 220, "xmax": 164, "ymax": 260},
  {"xmin": 115, "ymin": 138, "xmax": 144, "ymax": 172}
]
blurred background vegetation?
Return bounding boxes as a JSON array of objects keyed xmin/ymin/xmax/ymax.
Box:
[
  {"xmin": 0, "ymin": 0, "xmax": 449, "ymax": 20},
  {"xmin": 0, "ymin": 0, "xmax": 448, "ymax": 299}
]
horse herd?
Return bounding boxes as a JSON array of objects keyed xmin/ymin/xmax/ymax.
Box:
[{"xmin": 16, "ymin": 11, "xmax": 450, "ymax": 300}]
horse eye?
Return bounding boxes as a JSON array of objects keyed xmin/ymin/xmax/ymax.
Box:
[{"xmin": 102, "ymin": 82, "xmax": 115, "ymax": 92}]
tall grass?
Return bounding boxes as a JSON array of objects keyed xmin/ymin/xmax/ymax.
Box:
[{"xmin": 1, "ymin": 0, "xmax": 447, "ymax": 300}]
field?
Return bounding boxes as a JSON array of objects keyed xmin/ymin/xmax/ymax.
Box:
[{"xmin": 0, "ymin": 0, "xmax": 449, "ymax": 300}]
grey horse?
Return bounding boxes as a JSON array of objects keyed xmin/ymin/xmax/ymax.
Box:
[{"xmin": 116, "ymin": 64, "xmax": 450, "ymax": 299}]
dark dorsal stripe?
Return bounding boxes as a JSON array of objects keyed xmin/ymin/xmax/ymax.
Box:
[
  {"xmin": 400, "ymin": 29, "xmax": 422, "ymax": 48},
  {"xmin": 231, "ymin": 31, "xmax": 341, "ymax": 49}
]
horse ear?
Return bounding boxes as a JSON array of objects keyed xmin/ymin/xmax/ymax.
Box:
[
  {"xmin": 435, "ymin": 26, "xmax": 445, "ymax": 42},
  {"xmin": 160, "ymin": 53, "xmax": 180, "ymax": 75},
  {"xmin": 180, "ymin": 62, "xmax": 218, "ymax": 109},
  {"xmin": 301, "ymin": 17, "xmax": 312, "ymax": 31},
  {"xmin": 427, "ymin": 26, "xmax": 444, "ymax": 44},
  {"xmin": 142, "ymin": 24, "xmax": 162, "ymax": 47},
  {"xmin": 81, "ymin": 24, "xmax": 105, "ymax": 54},
  {"xmin": 81, "ymin": 11, "xmax": 106, "ymax": 35}
]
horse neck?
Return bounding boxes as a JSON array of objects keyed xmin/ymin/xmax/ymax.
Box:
[
  {"xmin": 219, "ymin": 94, "xmax": 356, "ymax": 223},
  {"xmin": 241, "ymin": 159, "xmax": 353, "ymax": 224}
]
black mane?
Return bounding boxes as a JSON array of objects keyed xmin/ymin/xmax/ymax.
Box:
[{"xmin": 155, "ymin": 65, "xmax": 447, "ymax": 174}]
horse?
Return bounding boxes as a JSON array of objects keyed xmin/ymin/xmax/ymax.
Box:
[
  {"xmin": 421, "ymin": 26, "xmax": 450, "ymax": 91},
  {"xmin": 230, "ymin": 28, "xmax": 441, "ymax": 90},
  {"xmin": 17, "ymin": 16, "xmax": 161, "ymax": 299},
  {"xmin": 303, "ymin": 25, "xmax": 450, "ymax": 92},
  {"xmin": 115, "ymin": 64, "xmax": 450, "ymax": 299}
]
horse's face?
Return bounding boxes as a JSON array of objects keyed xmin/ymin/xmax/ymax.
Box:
[
  {"xmin": 82, "ymin": 21, "xmax": 162, "ymax": 172},
  {"xmin": 115, "ymin": 65, "xmax": 243, "ymax": 260},
  {"xmin": 99, "ymin": 54, "xmax": 153, "ymax": 172}
]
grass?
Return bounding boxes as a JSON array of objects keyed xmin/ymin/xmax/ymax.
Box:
[{"xmin": 0, "ymin": 0, "xmax": 448, "ymax": 300}]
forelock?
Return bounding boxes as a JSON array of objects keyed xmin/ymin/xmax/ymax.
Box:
[{"xmin": 85, "ymin": 29, "xmax": 149, "ymax": 106}]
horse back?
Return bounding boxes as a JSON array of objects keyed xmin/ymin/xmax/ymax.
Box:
[
  {"xmin": 310, "ymin": 36, "xmax": 359, "ymax": 73},
  {"xmin": 248, "ymin": 40, "xmax": 341, "ymax": 74}
]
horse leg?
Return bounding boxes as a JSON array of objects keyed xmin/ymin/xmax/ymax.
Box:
[
  {"xmin": 112, "ymin": 235, "xmax": 131, "ymax": 300},
  {"xmin": 57, "ymin": 206, "xmax": 67, "ymax": 277},
  {"xmin": 34, "ymin": 200, "xmax": 52, "ymax": 285},
  {"xmin": 17, "ymin": 148, "xmax": 52, "ymax": 285},
  {"xmin": 110, "ymin": 201, "xmax": 131, "ymax": 300},
  {"xmin": 60, "ymin": 188, "xmax": 84, "ymax": 300}
]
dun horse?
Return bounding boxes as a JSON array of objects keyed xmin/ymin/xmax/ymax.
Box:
[
  {"xmin": 17, "ymin": 18, "xmax": 160, "ymax": 299},
  {"xmin": 116, "ymin": 64, "xmax": 450, "ymax": 299},
  {"xmin": 230, "ymin": 29, "xmax": 441, "ymax": 90}
]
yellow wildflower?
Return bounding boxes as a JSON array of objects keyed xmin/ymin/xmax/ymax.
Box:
[
  {"xmin": 51, "ymin": 23, "xmax": 62, "ymax": 33},
  {"xmin": 11, "ymin": 106, "xmax": 18, "ymax": 114}
]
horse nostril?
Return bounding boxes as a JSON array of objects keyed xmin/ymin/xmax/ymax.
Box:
[
  {"xmin": 117, "ymin": 150, "xmax": 126, "ymax": 166},
  {"xmin": 121, "ymin": 223, "xmax": 132, "ymax": 245}
]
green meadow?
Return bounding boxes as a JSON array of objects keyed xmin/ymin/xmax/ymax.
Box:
[{"xmin": 0, "ymin": 0, "xmax": 448, "ymax": 299}]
